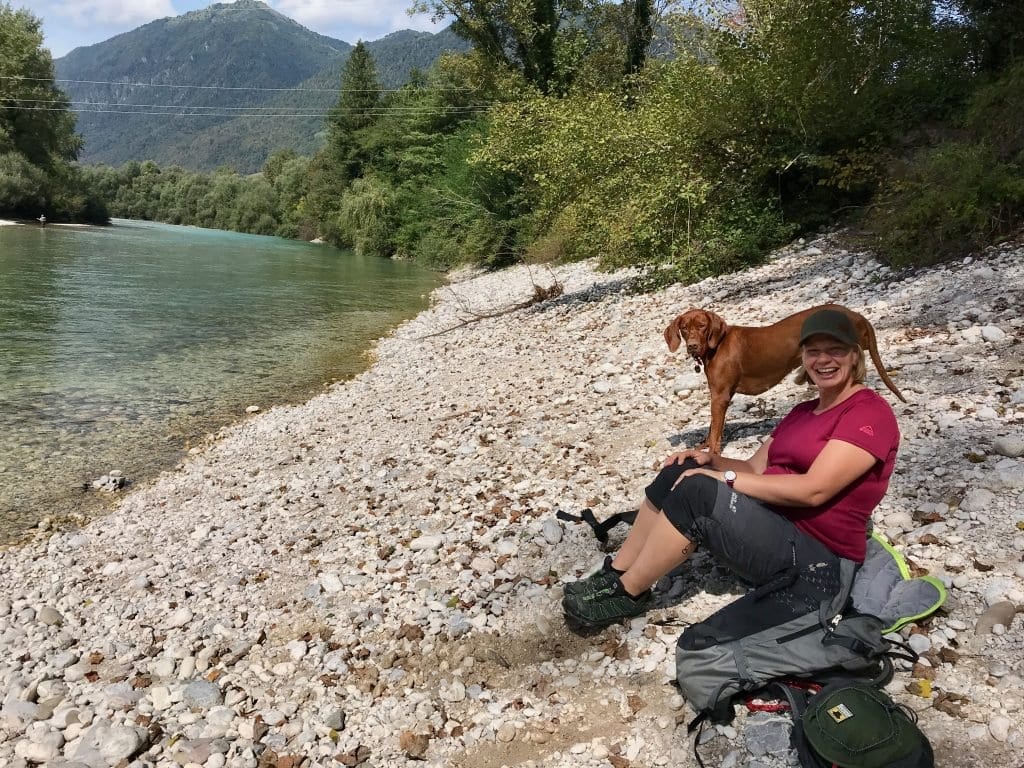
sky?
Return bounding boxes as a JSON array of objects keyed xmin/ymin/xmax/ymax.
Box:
[{"xmin": 14, "ymin": 0, "xmax": 447, "ymax": 59}]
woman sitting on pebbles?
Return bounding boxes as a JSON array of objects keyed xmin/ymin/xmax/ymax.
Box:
[{"xmin": 562, "ymin": 309, "xmax": 901, "ymax": 629}]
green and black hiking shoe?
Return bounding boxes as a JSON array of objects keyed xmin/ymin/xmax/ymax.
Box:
[
  {"xmin": 562, "ymin": 577, "xmax": 652, "ymax": 629},
  {"xmin": 563, "ymin": 556, "xmax": 621, "ymax": 599}
]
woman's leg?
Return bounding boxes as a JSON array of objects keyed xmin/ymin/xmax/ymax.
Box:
[
  {"xmin": 562, "ymin": 467, "xmax": 712, "ymax": 628},
  {"xmin": 611, "ymin": 457, "xmax": 702, "ymax": 575},
  {"xmin": 618, "ymin": 512, "xmax": 696, "ymax": 595},
  {"xmin": 609, "ymin": 498, "xmax": 662, "ymax": 573}
]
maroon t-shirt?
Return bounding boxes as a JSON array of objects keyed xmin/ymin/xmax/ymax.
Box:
[{"xmin": 764, "ymin": 389, "xmax": 900, "ymax": 561}]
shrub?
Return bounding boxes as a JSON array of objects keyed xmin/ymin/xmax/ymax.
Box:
[
  {"xmin": 337, "ymin": 176, "xmax": 396, "ymax": 257},
  {"xmin": 867, "ymin": 62, "xmax": 1024, "ymax": 266},
  {"xmin": 0, "ymin": 152, "xmax": 47, "ymax": 216},
  {"xmin": 868, "ymin": 143, "xmax": 1024, "ymax": 266}
]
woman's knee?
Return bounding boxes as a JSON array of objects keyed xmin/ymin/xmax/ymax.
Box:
[
  {"xmin": 661, "ymin": 473, "xmax": 720, "ymax": 536},
  {"xmin": 644, "ymin": 458, "xmax": 703, "ymax": 509}
]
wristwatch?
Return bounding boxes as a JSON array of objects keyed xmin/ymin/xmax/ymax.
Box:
[{"xmin": 724, "ymin": 470, "xmax": 737, "ymax": 488}]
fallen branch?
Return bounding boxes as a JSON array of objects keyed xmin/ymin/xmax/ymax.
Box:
[{"xmin": 416, "ymin": 274, "xmax": 564, "ymax": 340}]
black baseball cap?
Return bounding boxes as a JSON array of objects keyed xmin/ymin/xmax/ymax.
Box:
[{"xmin": 799, "ymin": 309, "xmax": 858, "ymax": 346}]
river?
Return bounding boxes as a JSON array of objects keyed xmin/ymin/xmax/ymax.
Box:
[{"xmin": 0, "ymin": 219, "xmax": 440, "ymax": 543}]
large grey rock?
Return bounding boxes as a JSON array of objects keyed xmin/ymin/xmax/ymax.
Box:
[
  {"xmin": 102, "ymin": 682, "xmax": 140, "ymax": 709},
  {"xmin": 72, "ymin": 722, "xmax": 145, "ymax": 767},
  {"xmin": 37, "ymin": 606, "xmax": 64, "ymax": 626},
  {"xmin": 993, "ymin": 435, "xmax": 1024, "ymax": 458},
  {"xmin": 959, "ymin": 488, "xmax": 996, "ymax": 513},
  {"xmin": 182, "ymin": 680, "xmax": 223, "ymax": 709},
  {"xmin": 744, "ymin": 715, "xmax": 793, "ymax": 757},
  {"xmin": 542, "ymin": 519, "xmax": 564, "ymax": 544}
]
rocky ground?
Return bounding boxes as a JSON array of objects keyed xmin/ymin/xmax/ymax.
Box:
[{"xmin": 1, "ymin": 234, "xmax": 1023, "ymax": 768}]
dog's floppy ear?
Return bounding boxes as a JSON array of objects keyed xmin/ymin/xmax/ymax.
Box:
[
  {"xmin": 706, "ymin": 311, "xmax": 729, "ymax": 350},
  {"xmin": 664, "ymin": 316, "xmax": 684, "ymax": 353}
]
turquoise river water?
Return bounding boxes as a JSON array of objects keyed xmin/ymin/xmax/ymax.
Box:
[{"xmin": 0, "ymin": 219, "xmax": 440, "ymax": 543}]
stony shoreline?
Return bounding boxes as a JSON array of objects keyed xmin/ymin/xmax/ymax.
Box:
[{"xmin": 2, "ymin": 234, "xmax": 1023, "ymax": 768}]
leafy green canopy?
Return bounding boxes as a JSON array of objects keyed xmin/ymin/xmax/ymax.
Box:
[
  {"xmin": 410, "ymin": 0, "xmax": 658, "ymax": 94},
  {"xmin": 866, "ymin": 60, "xmax": 1024, "ymax": 265},
  {"xmin": 0, "ymin": 3, "xmax": 106, "ymax": 221},
  {"xmin": 78, "ymin": 0, "xmax": 1024, "ymax": 274},
  {"xmin": 468, "ymin": 0, "xmax": 967, "ymax": 280}
]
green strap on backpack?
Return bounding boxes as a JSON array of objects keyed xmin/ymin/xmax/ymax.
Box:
[{"xmin": 793, "ymin": 681, "xmax": 934, "ymax": 768}]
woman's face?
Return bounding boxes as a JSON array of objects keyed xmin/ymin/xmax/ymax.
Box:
[{"xmin": 801, "ymin": 334, "xmax": 856, "ymax": 390}]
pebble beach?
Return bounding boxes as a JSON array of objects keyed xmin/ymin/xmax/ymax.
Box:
[{"xmin": 1, "ymin": 234, "xmax": 1023, "ymax": 768}]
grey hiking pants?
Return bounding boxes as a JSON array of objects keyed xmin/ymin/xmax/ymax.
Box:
[{"xmin": 646, "ymin": 459, "xmax": 844, "ymax": 617}]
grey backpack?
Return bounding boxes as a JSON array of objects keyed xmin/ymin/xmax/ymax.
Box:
[{"xmin": 676, "ymin": 533, "xmax": 945, "ymax": 725}]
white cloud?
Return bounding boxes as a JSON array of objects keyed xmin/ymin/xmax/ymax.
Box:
[
  {"xmin": 48, "ymin": 0, "xmax": 176, "ymax": 27},
  {"xmin": 15, "ymin": 0, "xmax": 445, "ymax": 58},
  {"xmin": 272, "ymin": 0, "xmax": 440, "ymax": 39}
]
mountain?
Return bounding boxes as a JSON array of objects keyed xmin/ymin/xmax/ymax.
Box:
[{"xmin": 54, "ymin": 1, "xmax": 469, "ymax": 172}]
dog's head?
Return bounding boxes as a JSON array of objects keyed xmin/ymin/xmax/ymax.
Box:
[{"xmin": 664, "ymin": 308, "xmax": 728, "ymax": 359}]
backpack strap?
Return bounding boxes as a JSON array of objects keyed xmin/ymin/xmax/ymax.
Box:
[
  {"xmin": 761, "ymin": 682, "xmax": 836, "ymax": 768},
  {"xmin": 555, "ymin": 508, "xmax": 637, "ymax": 544}
]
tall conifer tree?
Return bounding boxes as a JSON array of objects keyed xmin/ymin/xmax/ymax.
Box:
[{"xmin": 326, "ymin": 41, "xmax": 382, "ymax": 182}]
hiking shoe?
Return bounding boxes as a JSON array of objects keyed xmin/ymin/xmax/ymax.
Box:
[
  {"xmin": 562, "ymin": 577, "xmax": 652, "ymax": 629},
  {"xmin": 563, "ymin": 556, "xmax": 621, "ymax": 599}
]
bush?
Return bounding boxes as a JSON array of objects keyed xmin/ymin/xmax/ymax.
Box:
[
  {"xmin": 868, "ymin": 143, "xmax": 1024, "ymax": 266},
  {"xmin": 0, "ymin": 152, "xmax": 47, "ymax": 216},
  {"xmin": 867, "ymin": 62, "xmax": 1024, "ymax": 267},
  {"xmin": 337, "ymin": 176, "xmax": 396, "ymax": 257}
]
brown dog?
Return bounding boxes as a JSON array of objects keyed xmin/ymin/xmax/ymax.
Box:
[{"xmin": 664, "ymin": 304, "xmax": 905, "ymax": 453}]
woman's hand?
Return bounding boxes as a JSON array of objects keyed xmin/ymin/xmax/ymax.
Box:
[
  {"xmin": 673, "ymin": 466, "xmax": 722, "ymax": 489},
  {"xmin": 662, "ymin": 449, "xmax": 714, "ymax": 468}
]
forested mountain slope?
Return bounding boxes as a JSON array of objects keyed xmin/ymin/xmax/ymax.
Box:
[{"xmin": 54, "ymin": 1, "xmax": 468, "ymax": 172}]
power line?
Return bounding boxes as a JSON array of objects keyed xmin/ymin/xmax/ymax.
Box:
[
  {"xmin": 1, "ymin": 74, "xmax": 476, "ymax": 94},
  {"xmin": 4, "ymin": 105, "xmax": 490, "ymax": 118},
  {"xmin": 1, "ymin": 97, "xmax": 494, "ymax": 112}
]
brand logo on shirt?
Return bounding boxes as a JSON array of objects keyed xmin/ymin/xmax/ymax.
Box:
[{"xmin": 859, "ymin": 425, "xmax": 875, "ymax": 436}]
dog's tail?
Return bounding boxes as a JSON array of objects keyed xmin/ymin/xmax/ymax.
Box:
[{"xmin": 864, "ymin": 321, "xmax": 907, "ymax": 402}]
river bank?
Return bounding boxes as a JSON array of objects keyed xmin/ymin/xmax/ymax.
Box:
[
  {"xmin": 1, "ymin": 234, "xmax": 1022, "ymax": 767},
  {"xmin": 0, "ymin": 219, "xmax": 438, "ymax": 545}
]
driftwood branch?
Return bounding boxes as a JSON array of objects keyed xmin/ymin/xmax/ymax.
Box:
[{"xmin": 416, "ymin": 270, "xmax": 564, "ymax": 340}]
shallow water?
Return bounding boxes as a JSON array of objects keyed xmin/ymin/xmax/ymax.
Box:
[{"xmin": 0, "ymin": 220, "xmax": 439, "ymax": 542}]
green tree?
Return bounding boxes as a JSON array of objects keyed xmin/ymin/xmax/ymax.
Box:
[
  {"xmin": 0, "ymin": 4, "xmax": 81, "ymax": 168},
  {"xmin": 957, "ymin": 0, "xmax": 1024, "ymax": 72},
  {"xmin": 0, "ymin": 4, "xmax": 105, "ymax": 221},
  {"xmin": 410, "ymin": 0, "xmax": 661, "ymax": 94},
  {"xmin": 307, "ymin": 42, "xmax": 385, "ymax": 240},
  {"xmin": 412, "ymin": 0, "xmax": 561, "ymax": 93},
  {"xmin": 624, "ymin": 0, "xmax": 655, "ymax": 77},
  {"xmin": 262, "ymin": 149, "xmax": 298, "ymax": 185},
  {"xmin": 326, "ymin": 41, "xmax": 383, "ymax": 181}
]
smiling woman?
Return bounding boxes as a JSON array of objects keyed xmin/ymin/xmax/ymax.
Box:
[
  {"xmin": 562, "ymin": 307, "xmax": 901, "ymax": 630},
  {"xmin": 795, "ymin": 309, "xmax": 869, "ymax": 390}
]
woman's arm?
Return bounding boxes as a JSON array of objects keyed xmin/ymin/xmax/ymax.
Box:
[
  {"xmin": 682, "ymin": 438, "xmax": 877, "ymax": 506},
  {"xmin": 666, "ymin": 438, "xmax": 773, "ymax": 478}
]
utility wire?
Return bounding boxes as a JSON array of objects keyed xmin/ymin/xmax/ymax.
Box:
[
  {"xmin": 5, "ymin": 105, "xmax": 491, "ymax": 118},
  {"xmin": 1, "ymin": 97, "xmax": 494, "ymax": 112},
  {"xmin": 0, "ymin": 75, "xmax": 476, "ymax": 93}
]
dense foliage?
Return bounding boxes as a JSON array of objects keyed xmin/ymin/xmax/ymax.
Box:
[
  {"xmin": 0, "ymin": 3, "xmax": 107, "ymax": 223},
  {"xmin": 63, "ymin": 1, "xmax": 1024, "ymax": 277},
  {"xmin": 865, "ymin": 60, "xmax": 1024, "ymax": 265}
]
